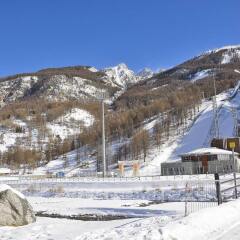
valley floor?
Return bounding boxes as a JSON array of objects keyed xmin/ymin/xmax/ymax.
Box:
[
  {"xmin": 1, "ymin": 198, "xmax": 240, "ymax": 240},
  {"xmin": 0, "ymin": 200, "xmax": 184, "ymax": 240}
]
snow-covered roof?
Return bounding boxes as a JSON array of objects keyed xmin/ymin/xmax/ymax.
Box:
[
  {"xmin": 0, "ymin": 168, "xmax": 11, "ymax": 174},
  {"xmin": 180, "ymin": 147, "xmax": 238, "ymax": 157}
]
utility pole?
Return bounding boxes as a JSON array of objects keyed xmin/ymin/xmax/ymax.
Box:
[{"xmin": 101, "ymin": 97, "xmax": 107, "ymax": 177}]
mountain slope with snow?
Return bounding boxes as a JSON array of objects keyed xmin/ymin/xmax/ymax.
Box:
[
  {"xmin": 103, "ymin": 63, "xmax": 138, "ymax": 88},
  {"xmin": 115, "ymin": 44, "xmax": 240, "ymax": 110},
  {"xmin": 0, "ymin": 66, "xmax": 114, "ymax": 104},
  {"xmin": 136, "ymin": 68, "xmax": 154, "ymax": 80}
]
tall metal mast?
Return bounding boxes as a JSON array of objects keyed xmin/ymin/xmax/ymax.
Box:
[{"xmin": 213, "ymin": 69, "xmax": 219, "ymax": 139}]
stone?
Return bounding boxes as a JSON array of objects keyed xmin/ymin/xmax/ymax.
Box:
[{"xmin": 0, "ymin": 184, "xmax": 36, "ymax": 226}]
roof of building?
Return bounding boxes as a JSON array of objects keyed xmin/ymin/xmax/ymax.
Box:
[{"xmin": 180, "ymin": 147, "xmax": 238, "ymax": 157}]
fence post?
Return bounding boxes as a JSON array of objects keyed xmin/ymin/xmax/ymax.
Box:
[
  {"xmin": 214, "ymin": 173, "xmax": 222, "ymax": 205},
  {"xmin": 233, "ymin": 172, "xmax": 238, "ymax": 199},
  {"xmin": 184, "ymin": 182, "xmax": 188, "ymax": 216}
]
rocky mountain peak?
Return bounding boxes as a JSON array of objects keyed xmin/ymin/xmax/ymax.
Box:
[{"xmin": 136, "ymin": 68, "xmax": 154, "ymax": 80}]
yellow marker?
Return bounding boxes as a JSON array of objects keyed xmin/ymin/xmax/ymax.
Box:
[{"xmin": 229, "ymin": 142, "xmax": 236, "ymax": 149}]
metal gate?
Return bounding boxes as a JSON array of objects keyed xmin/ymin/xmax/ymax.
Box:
[{"xmin": 184, "ymin": 180, "xmax": 218, "ymax": 216}]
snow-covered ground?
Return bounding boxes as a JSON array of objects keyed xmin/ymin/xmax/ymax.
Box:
[
  {"xmin": 47, "ymin": 108, "xmax": 95, "ymax": 139},
  {"xmin": 0, "ymin": 197, "xmax": 183, "ymax": 240},
  {"xmin": 1, "ymin": 196, "xmax": 240, "ymax": 240},
  {"xmin": 29, "ymin": 197, "xmax": 184, "ymax": 219},
  {"xmin": 0, "ymin": 217, "xmax": 137, "ymax": 240},
  {"xmin": 75, "ymin": 198, "xmax": 240, "ymax": 240}
]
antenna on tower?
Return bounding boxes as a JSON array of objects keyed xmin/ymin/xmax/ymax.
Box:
[
  {"xmin": 231, "ymin": 107, "xmax": 238, "ymax": 137},
  {"xmin": 212, "ymin": 67, "xmax": 219, "ymax": 139}
]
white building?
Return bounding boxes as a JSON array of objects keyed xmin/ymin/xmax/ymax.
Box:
[{"xmin": 161, "ymin": 147, "xmax": 240, "ymax": 175}]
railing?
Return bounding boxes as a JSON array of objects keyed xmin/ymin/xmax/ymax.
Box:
[
  {"xmin": 184, "ymin": 180, "xmax": 217, "ymax": 216},
  {"xmin": 215, "ymin": 173, "xmax": 240, "ymax": 204},
  {"xmin": 0, "ymin": 174, "xmax": 220, "ymax": 216}
]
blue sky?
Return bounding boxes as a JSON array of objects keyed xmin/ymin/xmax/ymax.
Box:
[{"xmin": 0, "ymin": 0, "xmax": 239, "ymax": 76}]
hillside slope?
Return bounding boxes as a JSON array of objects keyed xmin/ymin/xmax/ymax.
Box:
[
  {"xmin": 0, "ymin": 45, "xmax": 240, "ymax": 174},
  {"xmin": 115, "ymin": 45, "xmax": 240, "ymax": 109}
]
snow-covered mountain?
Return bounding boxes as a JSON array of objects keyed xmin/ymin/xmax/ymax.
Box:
[
  {"xmin": 115, "ymin": 44, "xmax": 240, "ymax": 111},
  {"xmin": 0, "ymin": 64, "xmax": 155, "ymax": 105},
  {"xmin": 0, "ymin": 65, "xmax": 119, "ymax": 105},
  {"xmin": 136, "ymin": 68, "xmax": 154, "ymax": 80},
  {"xmin": 103, "ymin": 63, "xmax": 137, "ymax": 88},
  {"xmin": 103, "ymin": 63, "xmax": 154, "ymax": 89},
  {"xmin": 197, "ymin": 45, "xmax": 240, "ymax": 65}
]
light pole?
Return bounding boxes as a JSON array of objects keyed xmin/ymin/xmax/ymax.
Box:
[
  {"xmin": 101, "ymin": 98, "xmax": 106, "ymax": 177},
  {"xmin": 98, "ymin": 91, "xmax": 108, "ymax": 177}
]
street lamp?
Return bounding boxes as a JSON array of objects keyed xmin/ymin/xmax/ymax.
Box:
[{"xmin": 99, "ymin": 91, "xmax": 108, "ymax": 177}]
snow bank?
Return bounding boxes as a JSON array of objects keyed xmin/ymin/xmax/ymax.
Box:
[{"xmin": 78, "ymin": 199, "xmax": 240, "ymax": 240}]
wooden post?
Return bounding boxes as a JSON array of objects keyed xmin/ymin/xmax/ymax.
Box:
[
  {"xmin": 232, "ymin": 148, "xmax": 238, "ymax": 199},
  {"xmin": 185, "ymin": 182, "xmax": 189, "ymax": 216},
  {"xmin": 214, "ymin": 173, "xmax": 222, "ymax": 205}
]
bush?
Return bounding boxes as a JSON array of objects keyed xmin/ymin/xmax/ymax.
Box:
[{"xmin": 15, "ymin": 126, "xmax": 25, "ymax": 133}]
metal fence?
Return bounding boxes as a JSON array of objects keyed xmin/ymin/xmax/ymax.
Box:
[
  {"xmin": 0, "ymin": 174, "xmax": 220, "ymax": 216},
  {"xmin": 184, "ymin": 181, "xmax": 218, "ymax": 216},
  {"xmin": 216, "ymin": 173, "xmax": 240, "ymax": 203}
]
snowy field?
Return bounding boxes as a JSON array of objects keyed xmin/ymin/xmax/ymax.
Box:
[
  {"xmin": 75, "ymin": 199, "xmax": 240, "ymax": 240},
  {"xmin": 0, "ymin": 197, "xmax": 240, "ymax": 240},
  {"xmin": 29, "ymin": 197, "xmax": 185, "ymax": 219},
  {"xmin": 0, "ymin": 217, "xmax": 138, "ymax": 240},
  {"xmin": 0, "ymin": 195, "xmax": 185, "ymax": 240}
]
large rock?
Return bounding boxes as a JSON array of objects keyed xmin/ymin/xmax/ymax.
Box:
[{"xmin": 0, "ymin": 184, "xmax": 36, "ymax": 226}]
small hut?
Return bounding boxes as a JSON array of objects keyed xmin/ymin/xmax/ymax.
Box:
[{"xmin": 161, "ymin": 147, "xmax": 240, "ymax": 175}]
